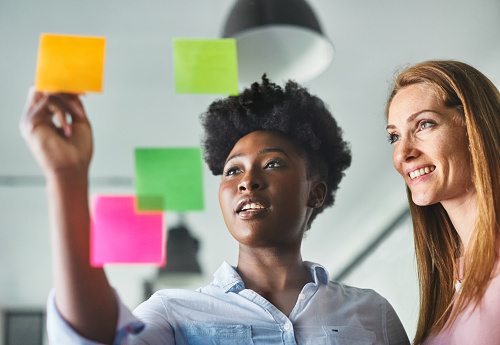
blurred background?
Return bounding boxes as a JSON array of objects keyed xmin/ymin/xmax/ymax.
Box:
[{"xmin": 1, "ymin": 0, "xmax": 499, "ymax": 343}]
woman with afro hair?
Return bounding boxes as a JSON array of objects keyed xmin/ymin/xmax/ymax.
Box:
[{"xmin": 20, "ymin": 76, "xmax": 409, "ymax": 344}]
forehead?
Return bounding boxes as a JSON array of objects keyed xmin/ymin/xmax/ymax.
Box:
[
  {"xmin": 228, "ymin": 130, "xmax": 303, "ymax": 158},
  {"xmin": 388, "ymin": 84, "xmax": 442, "ymax": 122}
]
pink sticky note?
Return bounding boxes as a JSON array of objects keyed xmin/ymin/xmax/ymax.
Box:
[{"xmin": 91, "ymin": 195, "xmax": 166, "ymax": 266}]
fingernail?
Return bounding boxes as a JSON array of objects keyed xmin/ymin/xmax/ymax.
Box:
[
  {"xmin": 64, "ymin": 126, "xmax": 72, "ymax": 137},
  {"xmin": 73, "ymin": 106, "xmax": 84, "ymax": 117}
]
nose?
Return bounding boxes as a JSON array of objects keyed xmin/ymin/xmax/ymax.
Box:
[
  {"xmin": 238, "ymin": 169, "xmax": 263, "ymax": 192},
  {"xmin": 393, "ymin": 137, "xmax": 419, "ymax": 165}
]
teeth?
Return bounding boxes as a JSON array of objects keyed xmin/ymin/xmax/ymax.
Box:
[
  {"xmin": 242, "ymin": 203, "xmax": 265, "ymax": 211},
  {"xmin": 409, "ymin": 166, "xmax": 435, "ymax": 180}
]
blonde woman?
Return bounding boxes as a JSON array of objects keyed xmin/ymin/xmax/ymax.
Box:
[{"xmin": 385, "ymin": 60, "xmax": 500, "ymax": 344}]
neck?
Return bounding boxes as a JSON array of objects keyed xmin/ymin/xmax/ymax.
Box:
[
  {"xmin": 236, "ymin": 244, "xmax": 314, "ymax": 317},
  {"xmin": 440, "ymin": 189, "xmax": 478, "ymax": 255},
  {"xmin": 236, "ymin": 245, "xmax": 312, "ymax": 292}
]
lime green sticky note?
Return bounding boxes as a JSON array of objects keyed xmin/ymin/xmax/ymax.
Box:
[
  {"xmin": 173, "ymin": 38, "xmax": 239, "ymax": 95},
  {"xmin": 135, "ymin": 148, "xmax": 204, "ymax": 211}
]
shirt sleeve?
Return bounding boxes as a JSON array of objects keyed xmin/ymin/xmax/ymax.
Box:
[
  {"xmin": 383, "ymin": 298, "xmax": 410, "ymax": 345},
  {"xmin": 46, "ymin": 289, "xmax": 145, "ymax": 345}
]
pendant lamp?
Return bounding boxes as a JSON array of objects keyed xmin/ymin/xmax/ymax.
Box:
[
  {"xmin": 144, "ymin": 215, "xmax": 202, "ymax": 297},
  {"xmin": 222, "ymin": 0, "xmax": 334, "ymax": 84},
  {"xmin": 158, "ymin": 222, "xmax": 202, "ymax": 276}
]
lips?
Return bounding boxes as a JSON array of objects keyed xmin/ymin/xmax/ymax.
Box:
[
  {"xmin": 236, "ymin": 197, "xmax": 270, "ymax": 218},
  {"xmin": 407, "ymin": 165, "xmax": 435, "ymax": 180}
]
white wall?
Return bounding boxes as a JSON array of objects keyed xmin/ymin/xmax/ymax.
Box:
[{"xmin": 341, "ymin": 214, "xmax": 419, "ymax": 340}]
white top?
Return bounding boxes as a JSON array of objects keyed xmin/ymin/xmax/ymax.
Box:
[{"xmin": 47, "ymin": 261, "xmax": 410, "ymax": 344}]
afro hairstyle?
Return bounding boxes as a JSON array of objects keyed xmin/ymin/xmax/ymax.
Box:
[{"xmin": 201, "ymin": 75, "xmax": 351, "ymax": 228}]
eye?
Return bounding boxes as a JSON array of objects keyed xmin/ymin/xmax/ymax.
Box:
[
  {"xmin": 387, "ymin": 132, "xmax": 400, "ymax": 144},
  {"xmin": 264, "ymin": 158, "xmax": 284, "ymax": 169},
  {"xmin": 418, "ymin": 120, "xmax": 435, "ymax": 131},
  {"xmin": 224, "ymin": 166, "xmax": 241, "ymax": 176}
]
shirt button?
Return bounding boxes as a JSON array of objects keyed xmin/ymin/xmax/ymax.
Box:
[
  {"xmin": 284, "ymin": 323, "xmax": 291, "ymax": 331},
  {"xmin": 299, "ymin": 293, "xmax": 306, "ymax": 300}
]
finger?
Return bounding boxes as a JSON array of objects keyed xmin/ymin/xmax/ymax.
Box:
[
  {"xmin": 48, "ymin": 103, "xmax": 72, "ymax": 137},
  {"xmin": 42, "ymin": 92, "xmax": 86, "ymax": 119},
  {"xmin": 21, "ymin": 87, "xmax": 46, "ymax": 127},
  {"xmin": 20, "ymin": 89, "xmax": 54, "ymax": 137},
  {"xmin": 22, "ymin": 86, "xmax": 37, "ymax": 116},
  {"xmin": 47, "ymin": 94, "xmax": 91, "ymax": 136},
  {"xmin": 21, "ymin": 94, "xmax": 70, "ymax": 138},
  {"xmin": 57, "ymin": 93, "xmax": 86, "ymax": 119},
  {"xmin": 20, "ymin": 88, "xmax": 88, "ymax": 140},
  {"xmin": 66, "ymin": 95, "xmax": 86, "ymax": 119}
]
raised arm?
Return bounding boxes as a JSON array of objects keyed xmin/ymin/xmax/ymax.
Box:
[{"xmin": 20, "ymin": 87, "xmax": 118, "ymax": 344}]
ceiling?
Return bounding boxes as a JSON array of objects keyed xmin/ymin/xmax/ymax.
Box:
[{"xmin": 1, "ymin": 0, "xmax": 499, "ymax": 320}]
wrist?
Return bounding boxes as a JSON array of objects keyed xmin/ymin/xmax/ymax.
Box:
[{"xmin": 45, "ymin": 168, "xmax": 89, "ymax": 191}]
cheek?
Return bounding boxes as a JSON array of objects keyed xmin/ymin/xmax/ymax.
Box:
[
  {"xmin": 218, "ymin": 184, "xmax": 229, "ymax": 213},
  {"xmin": 218, "ymin": 182, "xmax": 237, "ymax": 216},
  {"xmin": 440, "ymin": 133, "xmax": 470, "ymax": 168},
  {"xmin": 392, "ymin": 151, "xmax": 404, "ymax": 176},
  {"xmin": 280, "ymin": 181, "xmax": 309, "ymax": 209}
]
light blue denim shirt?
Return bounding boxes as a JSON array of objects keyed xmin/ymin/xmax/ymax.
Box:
[{"xmin": 47, "ymin": 261, "xmax": 409, "ymax": 344}]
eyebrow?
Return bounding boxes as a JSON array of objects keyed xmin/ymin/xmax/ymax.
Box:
[
  {"xmin": 225, "ymin": 148, "xmax": 289, "ymax": 164},
  {"xmin": 386, "ymin": 109, "xmax": 439, "ymax": 131}
]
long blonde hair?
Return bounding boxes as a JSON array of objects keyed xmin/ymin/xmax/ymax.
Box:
[{"xmin": 385, "ymin": 60, "xmax": 500, "ymax": 344}]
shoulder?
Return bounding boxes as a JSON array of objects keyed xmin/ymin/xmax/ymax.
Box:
[
  {"xmin": 305, "ymin": 261, "xmax": 392, "ymax": 309},
  {"xmin": 317, "ymin": 281, "xmax": 409, "ymax": 344},
  {"xmin": 327, "ymin": 280, "xmax": 388, "ymax": 304},
  {"xmin": 136, "ymin": 285, "xmax": 219, "ymax": 314},
  {"xmin": 482, "ymin": 267, "xmax": 500, "ymax": 312},
  {"xmin": 324, "ymin": 281, "xmax": 405, "ymax": 327}
]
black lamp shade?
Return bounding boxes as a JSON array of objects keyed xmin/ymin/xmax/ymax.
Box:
[
  {"xmin": 159, "ymin": 224, "xmax": 202, "ymax": 275},
  {"xmin": 223, "ymin": 0, "xmax": 334, "ymax": 83},
  {"xmin": 223, "ymin": 0, "xmax": 323, "ymax": 37}
]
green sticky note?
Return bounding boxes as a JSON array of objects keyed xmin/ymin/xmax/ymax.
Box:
[
  {"xmin": 173, "ymin": 38, "xmax": 239, "ymax": 95},
  {"xmin": 135, "ymin": 148, "xmax": 204, "ymax": 211}
]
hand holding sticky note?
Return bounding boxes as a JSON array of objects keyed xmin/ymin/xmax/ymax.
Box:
[{"xmin": 35, "ymin": 33, "xmax": 106, "ymax": 93}]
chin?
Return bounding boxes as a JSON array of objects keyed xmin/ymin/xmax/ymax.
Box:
[{"xmin": 411, "ymin": 195, "xmax": 439, "ymax": 207}]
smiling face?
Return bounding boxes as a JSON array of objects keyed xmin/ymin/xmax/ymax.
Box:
[
  {"xmin": 387, "ymin": 83, "xmax": 475, "ymax": 207},
  {"xmin": 218, "ymin": 130, "xmax": 323, "ymax": 249}
]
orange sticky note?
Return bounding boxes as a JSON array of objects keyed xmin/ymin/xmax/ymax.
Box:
[{"xmin": 35, "ymin": 33, "xmax": 106, "ymax": 93}]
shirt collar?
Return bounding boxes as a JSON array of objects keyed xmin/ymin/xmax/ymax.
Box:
[
  {"xmin": 212, "ymin": 261, "xmax": 245, "ymax": 293},
  {"xmin": 304, "ymin": 261, "xmax": 330, "ymax": 285},
  {"xmin": 212, "ymin": 261, "xmax": 330, "ymax": 293}
]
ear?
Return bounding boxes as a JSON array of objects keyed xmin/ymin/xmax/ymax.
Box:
[{"xmin": 308, "ymin": 181, "xmax": 327, "ymax": 208}]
